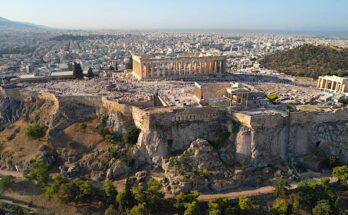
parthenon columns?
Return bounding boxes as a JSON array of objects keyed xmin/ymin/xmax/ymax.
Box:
[{"xmin": 132, "ymin": 54, "xmax": 227, "ymax": 80}]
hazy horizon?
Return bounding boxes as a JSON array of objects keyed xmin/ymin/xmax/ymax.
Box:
[{"xmin": 1, "ymin": 0, "xmax": 348, "ymax": 34}]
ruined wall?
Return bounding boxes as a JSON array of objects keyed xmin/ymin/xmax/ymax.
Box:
[
  {"xmin": 135, "ymin": 107, "xmax": 230, "ymax": 164},
  {"xmin": 232, "ymin": 109, "xmax": 348, "ymax": 167}
]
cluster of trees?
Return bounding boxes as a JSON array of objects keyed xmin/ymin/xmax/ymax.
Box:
[
  {"xmin": 268, "ymin": 165, "xmax": 348, "ymax": 215},
  {"xmin": 22, "ymin": 152, "xmax": 348, "ymax": 215},
  {"xmin": 73, "ymin": 62, "xmax": 84, "ymax": 79},
  {"xmin": 45, "ymin": 174, "xmax": 97, "ymax": 204},
  {"xmin": 24, "ymin": 161, "xmax": 49, "ymax": 184},
  {"xmin": 26, "ymin": 123, "xmax": 46, "ymax": 139},
  {"xmin": 97, "ymin": 121, "xmax": 140, "ymax": 146},
  {"xmin": 261, "ymin": 44, "xmax": 348, "ymax": 78}
]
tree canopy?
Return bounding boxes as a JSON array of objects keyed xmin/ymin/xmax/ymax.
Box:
[
  {"xmin": 261, "ymin": 44, "xmax": 348, "ymax": 78},
  {"xmin": 73, "ymin": 62, "xmax": 84, "ymax": 79}
]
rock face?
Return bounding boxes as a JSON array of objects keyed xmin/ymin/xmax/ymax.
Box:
[
  {"xmin": 162, "ymin": 139, "xmax": 238, "ymax": 194},
  {"xmin": 136, "ymin": 121, "xmax": 233, "ymax": 165},
  {"xmin": 106, "ymin": 161, "xmax": 129, "ymax": 179},
  {"xmin": 0, "ymin": 91, "xmax": 55, "ymax": 131},
  {"xmin": 2, "ymin": 88, "xmax": 348, "ymax": 193}
]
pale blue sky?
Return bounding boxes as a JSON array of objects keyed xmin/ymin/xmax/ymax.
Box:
[{"xmin": 0, "ymin": 0, "xmax": 347, "ymax": 30}]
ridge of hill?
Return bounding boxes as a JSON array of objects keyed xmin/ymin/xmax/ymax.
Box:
[{"xmin": 261, "ymin": 44, "xmax": 348, "ymax": 78}]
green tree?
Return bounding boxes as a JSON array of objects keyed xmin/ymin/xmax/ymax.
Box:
[
  {"xmin": 208, "ymin": 197, "xmax": 231, "ymax": 215},
  {"xmin": 312, "ymin": 200, "xmax": 332, "ymax": 215},
  {"xmin": 184, "ymin": 201, "xmax": 200, "ymax": 215},
  {"xmin": 129, "ymin": 203, "xmax": 149, "ymax": 215},
  {"xmin": 174, "ymin": 190, "xmax": 201, "ymax": 209},
  {"xmin": 87, "ymin": 67, "xmax": 94, "ymax": 79},
  {"xmin": 44, "ymin": 174, "xmax": 68, "ymax": 198},
  {"xmin": 57, "ymin": 182, "xmax": 77, "ymax": 203},
  {"xmin": 26, "ymin": 124, "xmax": 46, "ymax": 139},
  {"xmin": 238, "ymin": 196, "xmax": 253, "ymax": 211},
  {"xmin": 104, "ymin": 205, "xmax": 117, "ymax": 215},
  {"xmin": 320, "ymin": 177, "xmax": 331, "ymax": 189},
  {"xmin": 289, "ymin": 194, "xmax": 301, "ymax": 212},
  {"xmin": 116, "ymin": 177, "xmax": 134, "ymax": 210},
  {"xmin": 123, "ymin": 125, "xmax": 140, "ymax": 145},
  {"xmin": 0, "ymin": 175, "xmax": 14, "ymax": 192},
  {"xmin": 24, "ymin": 161, "xmax": 49, "ymax": 184},
  {"xmin": 298, "ymin": 180, "xmax": 334, "ymax": 209},
  {"xmin": 74, "ymin": 179, "xmax": 96, "ymax": 201},
  {"xmin": 132, "ymin": 178, "xmax": 164, "ymax": 210},
  {"xmin": 103, "ymin": 180, "xmax": 117, "ymax": 202},
  {"xmin": 269, "ymin": 198, "xmax": 288, "ymax": 215},
  {"xmin": 73, "ymin": 62, "xmax": 84, "ymax": 79},
  {"xmin": 207, "ymin": 202, "xmax": 221, "ymax": 215},
  {"xmin": 274, "ymin": 177, "xmax": 288, "ymax": 198},
  {"xmin": 333, "ymin": 165, "xmax": 348, "ymax": 186}
]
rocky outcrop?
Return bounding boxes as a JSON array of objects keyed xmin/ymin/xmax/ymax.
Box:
[
  {"xmin": 162, "ymin": 139, "xmax": 238, "ymax": 193},
  {"xmin": 106, "ymin": 160, "xmax": 129, "ymax": 179},
  {"xmin": 136, "ymin": 121, "xmax": 233, "ymax": 165}
]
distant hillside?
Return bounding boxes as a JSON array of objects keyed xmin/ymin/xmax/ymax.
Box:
[
  {"xmin": 0, "ymin": 17, "xmax": 46, "ymax": 30},
  {"xmin": 261, "ymin": 44, "xmax": 348, "ymax": 78}
]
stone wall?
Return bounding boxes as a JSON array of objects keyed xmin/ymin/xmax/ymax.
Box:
[
  {"xmin": 193, "ymin": 82, "xmax": 231, "ymax": 102},
  {"xmin": 231, "ymin": 109, "xmax": 348, "ymax": 166}
]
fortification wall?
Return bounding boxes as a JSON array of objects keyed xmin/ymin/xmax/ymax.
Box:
[
  {"xmin": 58, "ymin": 96, "xmax": 102, "ymax": 107},
  {"xmin": 289, "ymin": 109, "xmax": 348, "ymax": 124},
  {"xmin": 149, "ymin": 107, "xmax": 223, "ymax": 128},
  {"xmin": 231, "ymin": 108, "xmax": 348, "ymax": 166},
  {"xmin": 0, "ymin": 88, "xmax": 37, "ymax": 101}
]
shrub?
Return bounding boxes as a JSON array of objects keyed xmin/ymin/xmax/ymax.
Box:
[
  {"xmin": 116, "ymin": 178, "xmax": 134, "ymax": 210},
  {"xmin": 312, "ymin": 200, "xmax": 331, "ymax": 215},
  {"xmin": 26, "ymin": 123, "xmax": 46, "ymax": 139},
  {"xmin": 0, "ymin": 175, "xmax": 14, "ymax": 192},
  {"xmin": 208, "ymin": 197, "xmax": 233, "ymax": 215},
  {"xmin": 123, "ymin": 125, "xmax": 140, "ymax": 145},
  {"xmin": 45, "ymin": 174, "xmax": 68, "ymax": 198},
  {"xmin": 24, "ymin": 161, "xmax": 49, "ymax": 184},
  {"xmin": 103, "ymin": 180, "xmax": 117, "ymax": 201},
  {"xmin": 270, "ymin": 198, "xmax": 288, "ymax": 215},
  {"xmin": 238, "ymin": 196, "xmax": 253, "ymax": 211},
  {"xmin": 130, "ymin": 203, "xmax": 149, "ymax": 215},
  {"xmin": 267, "ymin": 93, "xmax": 278, "ymax": 103},
  {"xmin": 174, "ymin": 190, "xmax": 201, "ymax": 210},
  {"xmin": 333, "ymin": 165, "xmax": 348, "ymax": 186},
  {"xmin": 289, "ymin": 194, "xmax": 301, "ymax": 212},
  {"xmin": 79, "ymin": 123, "xmax": 87, "ymax": 130},
  {"xmin": 320, "ymin": 177, "xmax": 331, "ymax": 189},
  {"xmin": 274, "ymin": 177, "xmax": 288, "ymax": 198},
  {"xmin": 184, "ymin": 201, "xmax": 200, "ymax": 215},
  {"xmin": 105, "ymin": 134, "xmax": 114, "ymax": 143},
  {"xmin": 104, "ymin": 205, "xmax": 117, "ymax": 215}
]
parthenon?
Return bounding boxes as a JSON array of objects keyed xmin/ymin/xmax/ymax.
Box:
[
  {"xmin": 317, "ymin": 75, "xmax": 348, "ymax": 93},
  {"xmin": 132, "ymin": 54, "xmax": 227, "ymax": 80}
]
